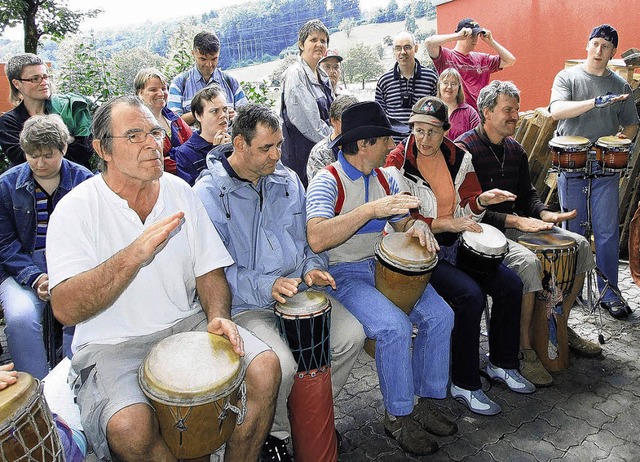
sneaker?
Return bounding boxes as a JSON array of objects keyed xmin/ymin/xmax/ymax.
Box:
[
  {"xmin": 601, "ymin": 299, "xmax": 632, "ymax": 320},
  {"xmin": 383, "ymin": 412, "xmax": 439, "ymax": 455},
  {"xmin": 567, "ymin": 326, "xmax": 602, "ymax": 357},
  {"xmin": 450, "ymin": 384, "xmax": 501, "ymax": 416},
  {"xmin": 519, "ymin": 349, "xmax": 553, "ymax": 387},
  {"xmin": 486, "ymin": 363, "xmax": 536, "ymax": 394},
  {"xmin": 260, "ymin": 435, "xmax": 292, "ymax": 462},
  {"xmin": 411, "ymin": 398, "xmax": 458, "ymax": 436}
]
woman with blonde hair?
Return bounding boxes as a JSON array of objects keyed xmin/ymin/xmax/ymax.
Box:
[{"xmin": 436, "ymin": 67, "xmax": 480, "ymax": 140}]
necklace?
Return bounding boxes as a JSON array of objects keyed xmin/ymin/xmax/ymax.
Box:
[{"xmin": 487, "ymin": 144, "xmax": 505, "ymax": 178}]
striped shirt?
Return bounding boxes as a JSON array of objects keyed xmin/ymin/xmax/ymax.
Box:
[
  {"xmin": 34, "ymin": 183, "xmax": 54, "ymax": 251},
  {"xmin": 306, "ymin": 152, "xmax": 407, "ymax": 264},
  {"xmin": 375, "ymin": 59, "xmax": 438, "ymax": 132},
  {"xmin": 168, "ymin": 66, "xmax": 248, "ymax": 116}
]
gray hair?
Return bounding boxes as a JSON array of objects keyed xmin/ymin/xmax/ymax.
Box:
[
  {"xmin": 298, "ymin": 19, "xmax": 330, "ymax": 55},
  {"xmin": 477, "ymin": 80, "xmax": 520, "ymax": 123},
  {"xmin": 134, "ymin": 67, "xmax": 168, "ymax": 94},
  {"xmin": 393, "ymin": 30, "xmax": 416, "ymax": 46},
  {"xmin": 92, "ymin": 95, "xmax": 146, "ymax": 170},
  {"xmin": 436, "ymin": 68, "xmax": 465, "ymax": 105},
  {"xmin": 329, "ymin": 95, "xmax": 359, "ymax": 122},
  {"xmin": 20, "ymin": 114, "xmax": 71, "ymax": 156},
  {"xmin": 6, "ymin": 53, "xmax": 45, "ymax": 104},
  {"xmin": 231, "ymin": 104, "xmax": 281, "ymax": 145}
]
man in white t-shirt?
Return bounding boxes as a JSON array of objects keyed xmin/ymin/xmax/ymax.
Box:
[{"xmin": 46, "ymin": 95, "xmax": 280, "ymax": 462}]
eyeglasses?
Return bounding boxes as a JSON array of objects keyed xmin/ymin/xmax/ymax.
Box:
[
  {"xmin": 16, "ymin": 74, "xmax": 50, "ymax": 84},
  {"xmin": 105, "ymin": 128, "xmax": 166, "ymax": 144},
  {"xmin": 440, "ymin": 81, "xmax": 459, "ymax": 88},
  {"xmin": 393, "ymin": 45, "xmax": 414, "ymax": 53},
  {"xmin": 414, "ymin": 127, "xmax": 444, "ymax": 139}
]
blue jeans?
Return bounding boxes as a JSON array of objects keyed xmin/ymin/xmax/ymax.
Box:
[
  {"xmin": 558, "ymin": 171, "xmax": 619, "ymax": 302},
  {"xmin": 430, "ymin": 259, "xmax": 523, "ymax": 390},
  {"xmin": 329, "ymin": 258, "xmax": 454, "ymax": 417}
]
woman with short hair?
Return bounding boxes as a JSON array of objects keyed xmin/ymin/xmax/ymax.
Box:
[{"xmin": 0, "ymin": 114, "xmax": 93, "ymax": 378}]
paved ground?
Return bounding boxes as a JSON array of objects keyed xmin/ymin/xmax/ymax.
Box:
[
  {"xmin": 2, "ymin": 263, "xmax": 639, "ymax": 461},
  {"xmin": 335, "ymin": 262, "xmax": 640, "ymax": 462}
]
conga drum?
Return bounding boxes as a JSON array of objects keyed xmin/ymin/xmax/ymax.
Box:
[
  {"xmin": 139, "ymin": 332, "xmax": 246, "ymax": 459},
  {"xmin": 548, "ymin": 136, "xmax": 591, "ymax": 172},
  {"xmin": 0, "ymin": 372, "xmax": 64, "ymax": 461},
  {"xmin": 457, "ymin": 223, "xmax": 509, "ymax": 281},
  {"xmin": 275, "ymin": 290, "xmax": 336, "ymax": 462},
  {"xmin": 595, "ymin": 136, "xmax": 632, "ymax": 173},
  {"xmin": 368, "ymin": 233, "xmax": 438, "ymax": 357},
  {"xmin": 518, "ymin": 230, "xmax": 578, "ymax": 371}
]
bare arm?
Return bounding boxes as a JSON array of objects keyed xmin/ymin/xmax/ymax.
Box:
[
  {"xmin": 425, "ymin": 31, "xmax": 465, "ymax": 59},
  {"xmin": 549, "ymin": 98, "xmax": 597, "ymax": 121},
  {"xmin": 307, "ymin": 193, "xmax": 420, "ymax": 253},
  {"xmin": 180, "ymin": 112, "xmax": 196, "ymax": 126},
  {"xmin": 480, "ymin": 30, "xmax": 515, "ymax": 68},
  {"xmin": 504, "ymin": 214, "xmax": 554, "ymax": 232},
  {"xmin": 50, "ymin": 212, "xmax": 185, "ymax": 326},
  {"xmin": 621, "ymin": 123, "xmax": 639, "ymax": 141},
  {"xmin": 196, "ymin": 267, "xmax": 245, "ymax": 356}
]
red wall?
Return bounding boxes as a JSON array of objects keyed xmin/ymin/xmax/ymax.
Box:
[
  {"xmin": 434, "ymin": 0, "xmax": 639, "ymax": 110},
  {"xmin": 0, "ymin": 63, "xmax": 12, "ymax": 114}
]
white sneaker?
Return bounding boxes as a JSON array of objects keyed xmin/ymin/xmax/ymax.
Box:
[
  {"xmin": 486, "ymin": 363, "xmax": 536, "ymax": 394},
  {"xmin": 450, "ymin": 384, "xmax": 501, "ymax": 416}
]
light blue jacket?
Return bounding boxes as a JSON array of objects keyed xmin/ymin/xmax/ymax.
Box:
[{"xmin": 194, "ymin": 144, "xmax": 327, "ymax": 315}]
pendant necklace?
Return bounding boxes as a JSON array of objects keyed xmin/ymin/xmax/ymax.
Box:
[{"xmin": 487, "ymin": 144, "xmax": 505, "ymax": 180}]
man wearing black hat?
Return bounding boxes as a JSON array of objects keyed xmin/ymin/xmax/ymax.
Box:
[
  {"xmin": 549, "ymin": 24, "xmax": 639, "ymax": 319},
  {"xmin": 306, "ymin": 101, "xmax": 456, "ymax": 456},
  {"xmin": 425, "ymin": 18, "xmax": 515, "ymax": 111}
]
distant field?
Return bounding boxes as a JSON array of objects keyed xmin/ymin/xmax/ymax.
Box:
[{"xmin": 226, "ymin": 17, "xmax": 436, "ymax": 84}]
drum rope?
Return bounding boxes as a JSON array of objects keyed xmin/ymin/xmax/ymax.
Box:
[
  {"xmin": 169, "ymin": 405, "xmax": 193, "ymax": 435},
  {"xmin": 220, "ymin": 380, "xmax": 247, "ymax": 426}
]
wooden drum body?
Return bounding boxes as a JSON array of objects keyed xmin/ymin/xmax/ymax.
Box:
[
  {"xmin": 367, "ymin": 233, "xmax": 437, "ymax": 358},
  {"xmin": 0, "ymin": 372, "xmax": 63, "ymax": 461},
  {"xmin": 595, "ymin": 136, "xmax": 631, "ymax": 173},
  {"xmin": 139, "ymin": 332, "xmax": 246, "ymax": 459},
  {"xmin": 275, "ymin": 290, "xmax": 336, "ymax": 462},
  {"xmin": 457, "ymin": 223, "xmax": 509, "ymax": 281},
  {"xmin": 518, "ymin": 230, "xmax": 578, "ymax": 372},
  {"xmin": 549, "ymin": 136, "xmax": 591, "ymax": 172}
]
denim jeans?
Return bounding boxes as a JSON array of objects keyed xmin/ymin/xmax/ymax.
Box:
[
  {"xmin": 558, "ymin": 171, "xmax": 619, "ymax": 302},
  {"xmin": 430, "ymin": 258, "xmax": 523, "ymax": 391},
  {"xmin": 328, "ymin": 258, "xmax": 454, "ymax": 417}
]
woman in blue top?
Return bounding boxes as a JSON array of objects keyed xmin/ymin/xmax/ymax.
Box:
[{"xmin": 0, "ymin": 114, "xmax": 93, "ymax": 378}]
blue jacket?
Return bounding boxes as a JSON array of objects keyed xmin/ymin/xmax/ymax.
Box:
[
  {"xmin": 0, "ymin": 159, "xmax": 93, "ymax": 286},
  {"xmin": 174, "ymin": 131, "xmax": 212, "ymax": 186},
  {"xmin": 193, "ymin": 144, "xmax": 327, "ymax": 315}
]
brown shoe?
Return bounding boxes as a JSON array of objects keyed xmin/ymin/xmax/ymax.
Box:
[
  {"xmin": 411, "ymin": 398, "xmax": 458, "ymax": 436},
  {"xmin": 567, "ymin": 327, "xmax": 602, "ymax": 357},
  {"xmin": 384, "ymin": 412, "xmax": 439, "ymax": 455},
  {"xmin": 519, "ymin": 349, "xmax": 553, "ymax": 387}
]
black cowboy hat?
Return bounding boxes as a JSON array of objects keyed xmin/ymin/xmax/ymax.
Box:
[{"xmin": 329, "ymin": 101, "xmax": 408, "ymax": 149}]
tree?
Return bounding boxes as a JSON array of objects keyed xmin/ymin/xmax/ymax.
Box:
[
  {"xmin": 111, "ymin": 48, "xmax": 168, "ymax": 95},
  {"xmin": 405, "ymin": 13, "xmax": 417, "ymax": 33},
  {"xmin": 339, "ymin": 18, "xmax": 356, "ymax": 39},
  {"xmin": 0, "ymin": 0, "xmax": 101, "ymax": 54},
  {"xmin": 343, "ymin": 42, "xmax": 385, "ymax": 89}
]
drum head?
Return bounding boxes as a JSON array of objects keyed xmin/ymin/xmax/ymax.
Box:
[
  {"xmin": 596, "ymin": 136, "xmax": 632, "ymax": 148},
  {"xmin": 0, "ymin": 372, "xmax": 37, "ymax": 425},
  {"xmin": 460, "ymin": 223, "xmax": 508, "ymax": 257},
  {"xmin": 517, "ymin": 229, "xmax": 576, "ymax": 250},
  {"xmin": 375, "ymin": 233, "xmax": 437, "ymax": 273},
  {"xmin": 548, "ymin": 135, "xmax": 591, "ymax": 150},
  {"xmin": 275, "ymin": 290, "xmax": 329, "ymax": 317},
  {"xmin": 140, "ymin": 332, "xmax": 243, "ymax": 405}
]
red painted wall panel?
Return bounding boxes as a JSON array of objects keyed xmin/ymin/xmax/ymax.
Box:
[{"xmin": 434, "ymin": 0, "xmax": 639, "ymax": 110}]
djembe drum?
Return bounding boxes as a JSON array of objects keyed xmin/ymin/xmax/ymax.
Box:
[
  {"xmin": 457, "ymin": 223, "xmax": 509, "ymax": 281},
  {"xmin": 366, "ymin": 233, "xmax": 437, "ymax": 357},
  {"xmin": 518, "ymin": 230, "xmax": 578, "ymax": 371},
  {"xmin": 139, "ymin": 332, "xmax": 246, "ymax": 459},
  {"xmin": 0, "ymin": 372, "xmax": 64, "ymax": 461},
  {"xmin": 275, "ymin": 290, "xmax": 336, "ymax": 462}
]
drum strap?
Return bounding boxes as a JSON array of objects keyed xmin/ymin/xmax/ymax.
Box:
[{"xmin": 324, "ymin": 165, "xmax": 390, "ymax": 215}]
